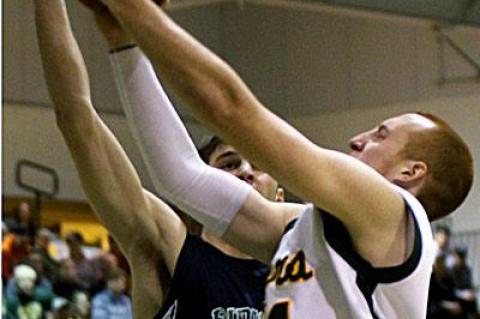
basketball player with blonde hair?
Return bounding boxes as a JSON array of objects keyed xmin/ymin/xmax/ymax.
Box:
[{"xmin": 98, "ymin": 0, "xmax": 474, "ymax": 318}]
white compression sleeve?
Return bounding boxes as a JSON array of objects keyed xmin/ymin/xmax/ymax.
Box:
[{"xmin": 110, "ymin": 47, "xmax": 253, "ymax": 236}]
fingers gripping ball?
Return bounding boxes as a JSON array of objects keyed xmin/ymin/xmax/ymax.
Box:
[{"xmin": 78, "ymin": 0, "xmax": 169, "ymax": 12}]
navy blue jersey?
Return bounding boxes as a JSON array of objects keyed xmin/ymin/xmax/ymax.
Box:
[{"xmin": 155, "ymin": 234, "xmax": 268, "ymax": 319}]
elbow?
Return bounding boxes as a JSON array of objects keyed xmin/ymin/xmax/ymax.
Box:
[
  {"xmin": 196, "ymin": 82, "xmax": 248, "ymax": 133},
  {"xmin": 183, "ymin": 64, "xmax": 249, "ymax": 131}
]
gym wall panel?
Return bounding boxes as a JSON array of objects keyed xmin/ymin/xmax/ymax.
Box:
[
  {"xmin": 167, "ymin": 4, "xmax": 227, "ymax": 117},
  {"xmin": 283, "ymin": 10, "xmax": 351, "ymax": 115},
  {"xmin": 219, "ymin": 2, "xmax": 479, "ymax": 118},
  {"xmin": 3, "ymin": 104, "xmax": 91, "ymax": 201},
  {"xmin": 222, "ymin": 4, "xmax": 289, "ymax": 116},
  {"xmin": 415, "ymin": 27, "xmax": 480, "ymax": 98},
  {"xmin": 3, "ymin": 0, "xmax": 29, "ymax": 103},
  {"xmin": 348, "ymin": 19, "xmax": 419, "ymax": 108},
  {"xmin": 2, "ymin": 103, "xmax": 209, "ymax": 201},
  {"xmin": 21, "ymin": 0, "xmax": 50, "ymax": 105}
]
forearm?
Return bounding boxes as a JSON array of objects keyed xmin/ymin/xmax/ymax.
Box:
[
  {"xmin": 34, "ymin": 0, "xmax": 159, "ymax": 253},
  {"xmin": 110, "ymin": 47, "xmax": 253, "ymax": 236},
  {"xmin": 105, "ymin": 0, "xmax": 248, "ymax": 132},
  {"xmin": 99, "ymin": 0, "xmax": 295, "ymax": 199},
  {"xmin": 34, "ymin": 0, "xmax": 92, "ymax": 118}
]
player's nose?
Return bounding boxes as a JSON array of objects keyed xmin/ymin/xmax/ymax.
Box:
[
  {"xmin": 235, "ymin": 161, "xmax": 254, "ymax": 185},
  {"xmin": 349, "ymin": 135, "xmax": 365, "ymax": 153}
]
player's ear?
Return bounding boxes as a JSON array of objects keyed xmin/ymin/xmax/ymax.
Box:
[{"xmin": 393, "ymin": 160, "xmax": 427, "ymax": 188}]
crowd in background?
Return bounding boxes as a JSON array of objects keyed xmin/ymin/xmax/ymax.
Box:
[
  {"xmin": 2, "ymin": 200, "xmax": 479, "ymax": 319},
  {"xmin": 428, "ymin": 226, "xmax": 479, "ymax": 319},
  {"xmin": 2, "ymin": 201, "xmax": 132, "ymax": 319}
]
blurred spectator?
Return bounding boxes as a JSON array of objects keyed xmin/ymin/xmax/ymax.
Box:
[
  {"xmin": 65, "ymin": 232, "xmax": 85, "ymax": 265},
  {"xmin": 50, "ymin": 297, "xmax": 72, "ymax": 319},
  {"xmin": 3, "ymin": 221, "xmax": 9, "ymax": 238},
  {"xmin": 428, "ymin": 254, "xmax": 463, "ymax": 319},
  {"xmin": 106, "ymin": 236, "xmax": 129, "ymax": 278},
  {"xmin": 105, "ymin": 236, "xmax": 130, "ymax": 292},
  {"xmin": 5, "ymin": 201, "xmax": 37, "ymax": 239},
  {"xmin": 32, "ymin": 228, "xmax": 59, "ymax": 281},
  {"xmin": 65, "ymin": 232, "xmax": 103, "ymax": 295},
  {"xmin": 451, "ymin": 246, "xmax": 474, "ymax": 290},
  {"xmin": 2, "ymin": 224, "xmax": 32, "ymax": 283},
  {"xmin": 91, "ymin": 269, "xmax": 131, "ymax": 319},
  {"xmin": 49, "ymin": 292, "xmax": 90, "ymax": 319},
  {"xmin": 71, "ymin": 291, "xmax": 90, "ymax": 319},
  {"xmin": 53, "ymin": 259, "xmax": 89, "ymax": 301},
  {"xmin": 90, "ymin": 254, "xmax": 117, "ymax": 296},
  {"xmin": 451, "ymin": 246, "xmax": 478, "ymax": 319},
  {"xmin": 6, "ymin": 252, "xmax": 54, "ymax": 297},
  {"xmin": 2, "ymin": 223, "xmax": 14, "ymax": 284},
  {"xmin": 4, "ymin": 264, "xmax": 55, "ymax": 319},
  {"xmin": 434, "ymin": 226, "xmax": 454, "ymax": 268}
]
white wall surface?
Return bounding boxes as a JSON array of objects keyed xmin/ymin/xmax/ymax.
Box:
[
  {"xmin": 5, "ymin": 1, "xmax": 480, "ymax": 117},
  {"xmin": 221, "ymin": 2, "xmax": 480, "ymax": 118},
  {"xmin": 2, "ymin": 103, "xmax": 208, "ymax": 201}
]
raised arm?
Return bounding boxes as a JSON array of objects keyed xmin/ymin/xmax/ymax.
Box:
[
  {"xmin": 34, "ymin": 1, "xmax": 186, "ymax": 316},
  {"xmin": 89, "ymin": 2, "xmax": 303, "ymax": 263},
  {"xmin": 104, "ymin": 0, "xmax": 406, "ymax": 265}
]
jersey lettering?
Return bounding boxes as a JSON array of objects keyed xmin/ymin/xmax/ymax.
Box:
[
  {"xmin": 266, "ymin": 250, "xmax": 313, "ymax": 286},
  {"xmin": 211, "ymin": 307, "xmax": 263, "ymax": 319}
]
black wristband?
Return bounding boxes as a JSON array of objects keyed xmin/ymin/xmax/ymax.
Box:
[{"xmin": 109, "ymin": 44, "xmax": 137, "ymax": 54}]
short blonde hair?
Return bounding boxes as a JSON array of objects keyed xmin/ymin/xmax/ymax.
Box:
[{"xmin": 401, "ymin": 112, "xmax": 473, "ymax": 221}]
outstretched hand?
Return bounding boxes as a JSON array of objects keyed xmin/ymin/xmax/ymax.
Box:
[
  {"xmin": 78, "ymin": 0, "xmax": 170, "ymax": 49},
  {"xmin": 77, "ymin": 0, "xmax": 131, "ymax": 49}
]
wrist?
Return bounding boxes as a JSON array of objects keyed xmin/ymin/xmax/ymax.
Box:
[
  {"xmin": 105, "ymin": 36, "xmax": 136, "ymax": 51},
  {"xmin": 94, "ymin": 11, "xmax": 134, "ymax": 51}
]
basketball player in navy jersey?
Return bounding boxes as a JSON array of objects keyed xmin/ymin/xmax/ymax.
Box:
[
  {"xmin": 34, "ymin": 1, "xmax": 290, "ymax": 318},
  {"xmin": 98, "ymin": 0, "xmax": 474, "ymax": 318}
]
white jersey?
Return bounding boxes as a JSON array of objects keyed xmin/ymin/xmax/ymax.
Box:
[{"xmin": 265, "ymin": 187, "xmax": 435, "ymax": 318}]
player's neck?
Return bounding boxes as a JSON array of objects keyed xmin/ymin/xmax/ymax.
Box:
[{"xmin": 201, "ymin": 230, "xmax": 252, "ymax": 260}]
